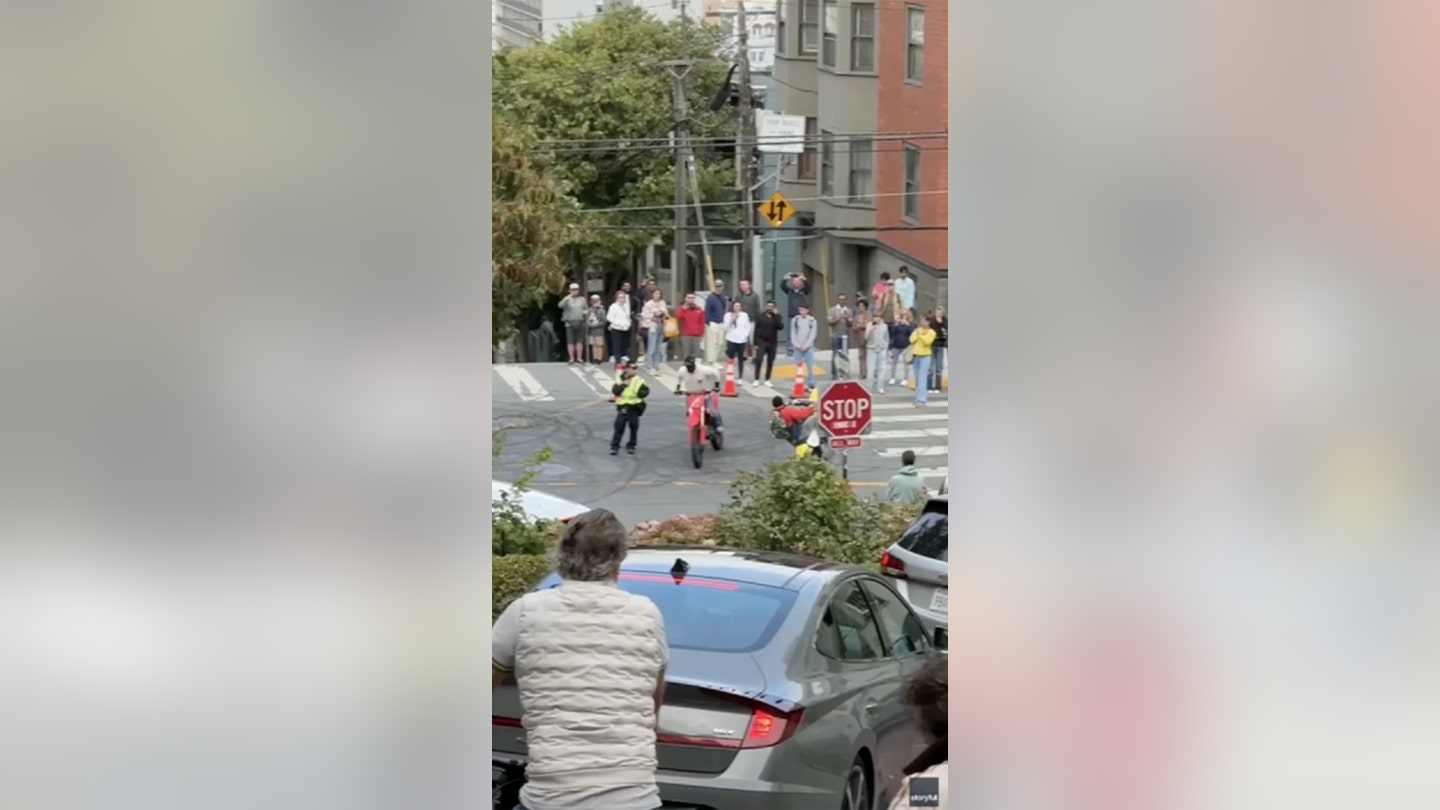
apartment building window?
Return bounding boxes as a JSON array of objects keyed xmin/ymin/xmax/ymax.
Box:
[
  {"xmin": 819, "ymin": 131, "xmax": 835, "ymax": 197},
  {"xmin": 820, "ymin": 1, "xmax": 838, "ymax": 67},
  {"xmin": 848, "ymin": 138, "xmax": 873, "ymax": 203},
  {"xmin": 776, "ymin": 0, "xmax": 786, "ymax": 56},
  {"xmin": 906, "ymin": 6, "xmax": 924, "ymax": 81},
  {"xmin": 902, "ymin": 144, "xmax": 921, "ymax": 220},
  {"xmin": 850, "ymin": 3, "xmax": 875, "ymax": 71},
  {"xmin": 798, "ymin": 117, "xmax": 818, "ymax": 179},
  {"xmin": 800, "ymin": 0, "xmax": 819, "ymax": 54}
]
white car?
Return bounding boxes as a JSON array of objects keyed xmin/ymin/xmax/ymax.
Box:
[{"xmin": 492, "ymin": 481, "xmax": 588, "ymax": 523}]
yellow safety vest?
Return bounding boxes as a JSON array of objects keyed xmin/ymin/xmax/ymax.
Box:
[{"xmin": 616, "ymin": 376, "xmax": 645, "ymax": 406}]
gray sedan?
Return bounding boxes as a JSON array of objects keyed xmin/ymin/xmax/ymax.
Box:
[{"xmin": 493, "ymin": 546, "xmax": 946, "ymax": 810}]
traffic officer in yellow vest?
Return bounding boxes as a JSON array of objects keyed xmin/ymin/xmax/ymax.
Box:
[{"xmin": 610, "ymin": 358, "xmax": 650, "ymax": 456}]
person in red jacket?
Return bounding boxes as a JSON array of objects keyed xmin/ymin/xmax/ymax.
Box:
[
  {"xmin": 674, "ymin": 293, "xmax": 706, "ymax": 363},
  {"xmin": 771, "ymin": 396, "xmax": 814, "ymax": 444}
]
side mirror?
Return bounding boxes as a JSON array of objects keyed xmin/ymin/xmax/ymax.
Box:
[{"xmin": 932, "ymin": 627, "xmax": 948, "ymax": 651}]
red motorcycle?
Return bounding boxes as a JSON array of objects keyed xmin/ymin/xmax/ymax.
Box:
[{"xmin": 679, "ymin": 389, "xmax": 724, "ymax": 468}]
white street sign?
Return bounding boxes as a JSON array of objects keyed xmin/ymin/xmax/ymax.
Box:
[{"xmin": 757, "ymin": 111, "xmax": 806, "ymax": 154}]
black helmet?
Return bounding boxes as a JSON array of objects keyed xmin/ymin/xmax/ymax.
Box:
[{"xmin": 771, "ymin": 395, "xmax": 784, "ymax": 408}]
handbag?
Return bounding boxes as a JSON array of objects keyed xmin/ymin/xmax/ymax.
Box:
[
  {"xmin": 663, "ymin": 316, "xmax": 680, "ymax": 340},
  {"xmin": 901, "ymin": 346, "xmax": 915, "ymax": 364}
]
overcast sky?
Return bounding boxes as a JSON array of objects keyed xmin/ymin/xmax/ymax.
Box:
[{"xmin": 543, "ymin": 0, "xmax": 680, "ymax": 39}]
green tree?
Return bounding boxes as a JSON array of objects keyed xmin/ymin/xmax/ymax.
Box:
[
  {"xmin": 493, "ymin": 8, "xmax": 741, "ymax": 291},
  {"xmin": 492, "ymin": 118, "xmax": 579, "ymax": 347}
]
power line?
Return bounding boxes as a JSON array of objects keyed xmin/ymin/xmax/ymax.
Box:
[
  {"xmin": 533, "ymin": 129, "xmax": 946, "ymax": 147},
  {"xmin": 539, "ymin": 142, "xmax": 949, "ymax": 158},
  {"xmin": 534, "ymin": 134, "xmax": 948, "ymax": 158},
  {"xmin": 766, "ymin": 73, "xmax": 816, "ymax": 95},
  {"xmin": 578, "ymin": 188, "xmax": 947, "ymax": 214},
  {"xmin": 588, "ymin": 224, "xmax": 948, "ymax": 232}
]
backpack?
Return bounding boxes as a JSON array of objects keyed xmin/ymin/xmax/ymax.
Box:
[{"xmin": 769, "ymin": 412, "xmax": 791, "ymax": 441}]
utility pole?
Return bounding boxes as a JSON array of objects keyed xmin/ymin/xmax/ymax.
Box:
[
  {"xmin": 666, "ymin": 0, "xmax": 692, "ymax": 302},
  {"xmin": 669, "ymin": 67, "xmax": 691, "ymax": 304},
  {"xmin": 736, "ymin": 1, "xmax": 758, "ymax": 295}
]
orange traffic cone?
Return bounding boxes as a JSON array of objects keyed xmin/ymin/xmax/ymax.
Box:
[
  {"xmin": 721, "ymin": 358, "xmax": 738, "ymax": 397},
  {"xmin": 609, "ymin": 361, "xmax": 622, "ymax": 401},
  {"xmin": 792, "ymin": 361, "xmax": 807, "ymax": 399}
]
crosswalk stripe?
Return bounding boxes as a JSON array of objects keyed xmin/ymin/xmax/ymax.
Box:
[
  {"xmin": 568, "ymin": 366, "xmax": 611, "ymax": 397},
  {"xmin": 495, "ymin": 366, "xmax": 554, "ymax": 402},
  {"xmin": 864, "ymin": 427, "xmax": 949, "ymax": 441},
  {"xmin": 876, "ymin": 446, "xmax": 949, "ymax": 457},
  {"xmin": 869, "ymin": 412, "xmax": 949, "ymax": 425},
  {"xmin": 870, "ymin": 401, "xmax": 941, "ymax": 410}
]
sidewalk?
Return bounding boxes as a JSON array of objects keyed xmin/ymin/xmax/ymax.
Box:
[{"xmin": 751, "ymin": 348, "xmax": 950, "ymax": 388}]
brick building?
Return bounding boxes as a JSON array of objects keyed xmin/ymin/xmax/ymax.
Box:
[
  {"xmin": 874, "ymin": 0, "xmax": 946, "ymax": 310},
  {"xmin": 769, "ymin": 0, "xmax": 948, "ymax": 341}
]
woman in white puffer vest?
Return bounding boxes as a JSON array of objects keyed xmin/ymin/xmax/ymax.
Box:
[
  {"xmin": 887, "ymin": 654, "xmax": 948, "ymax": 810},
  {"xmin": 492, "ymin": 509, "xmax": 669, "ymax": 810}
]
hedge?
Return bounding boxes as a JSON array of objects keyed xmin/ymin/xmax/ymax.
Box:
[
  {"xmin": 494, "ymin": 553, "xmax": 553, "ymax": 618},
  {"xmin": 493, "ymin": 458, "xmax": 928, "ymax": 618}
]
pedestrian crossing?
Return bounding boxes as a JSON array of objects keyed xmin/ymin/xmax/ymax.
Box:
[
  {"xmin": 862, "ymin": 400, "xmax": 950, "ymax": 487},
  {"xmin": 492, "ymin": 361, "xmax": 788, "ymax": 403},
  {"xmin": 493, "ymin": 362, "xmax": 950, "ymax": 489}
]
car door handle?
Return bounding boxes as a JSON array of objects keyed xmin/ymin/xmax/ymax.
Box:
[{"xmin": 865, "ymin": 700, "xmax": 880, "ymax": 714}]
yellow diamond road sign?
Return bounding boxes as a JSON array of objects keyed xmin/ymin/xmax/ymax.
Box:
[{"xmin": 758, "ymin": 192, "xmax": 796, "ymax": 228}]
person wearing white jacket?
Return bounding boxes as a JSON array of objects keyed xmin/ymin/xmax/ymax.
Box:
[
  {"xmin": 722, "ymin": 300, "xmax": 753, "ymax": 380},
  {"xmin": 606, "ymin": 291, "xmax": 633, "ymax": 363}
]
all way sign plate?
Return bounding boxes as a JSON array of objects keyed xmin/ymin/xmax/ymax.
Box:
[{"xmin": 830, "ymin": 436, "xmax": 863, "ymax": 450}]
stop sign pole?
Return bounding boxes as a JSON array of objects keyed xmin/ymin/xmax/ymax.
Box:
[{"xmin": 817, "ymin": 380, "xmax": 874, "ymax": 481}]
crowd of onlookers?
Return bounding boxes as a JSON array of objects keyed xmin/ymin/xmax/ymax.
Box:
[{"xmin": 556, "ymin": 267, "xmax": 948, "ymax": 404}]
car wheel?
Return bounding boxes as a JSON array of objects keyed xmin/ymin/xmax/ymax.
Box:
[{"xmin": 840, "ymin": 756, "xmax": 870, "ymax": 810}]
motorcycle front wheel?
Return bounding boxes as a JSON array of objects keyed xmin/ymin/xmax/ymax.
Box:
[{"xmin": 690, "ymin": 426, "xmax": 704, "ymax": 468}]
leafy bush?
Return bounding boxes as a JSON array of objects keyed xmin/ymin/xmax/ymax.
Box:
[
  {"xmin": 629, "ymin": 514, "xmax": 720, "ymax": 546},
  {"xmin": 494, "ymin": 554, "xmax": 553, "ymax": 618},
  {"xmin": 492, "ymin": 434, "xmax": 559, "ymax": 557},
  {"xmin": 715, "ymin": 456, "xmax": 914, "ymax": 566}
]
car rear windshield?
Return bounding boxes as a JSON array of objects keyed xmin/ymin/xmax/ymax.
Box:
[
  {"xmin": 534, "ymin": 572, "xmax": 798, "ymax": 653},
  {"xmin": 897, "ymin": 504, "xmax": 948, "ymax": 562}
]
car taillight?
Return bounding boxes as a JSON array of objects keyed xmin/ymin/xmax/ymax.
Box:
[
  {"xmin": 880, "ymin": 551, "xmax": 907, "ymax": 577},
  {"xmin": 741, "ymin": 705, "xmax": 803, "ymax": 749},
  {"xmin": 493, "ymin": 716, "xmax": 522, "ymax": 728},
  {"xmin": 655, "ymin": 695, "xmax": 804, "ymax": 750}
]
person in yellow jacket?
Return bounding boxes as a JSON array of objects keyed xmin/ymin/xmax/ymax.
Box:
[
  {"xmin": 908, "ymin": 317, "xmax": 937, "ymax": 407},
  {"xmin": 609, "ymin": 359, "xmax": 650, "ymax": 455}
]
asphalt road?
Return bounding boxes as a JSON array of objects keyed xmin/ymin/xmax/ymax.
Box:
[{"xmin": 493, "ymin": 361, "xmax": 948, "ymax": 525}]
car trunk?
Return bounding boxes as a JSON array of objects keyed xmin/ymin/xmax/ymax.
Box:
[
  {"xmin": 882, "ymin": 499, "xmax": 949, "ymax": 615},
  {"xmin": 493, "ymin": 648, "xmax": 791, "ymax": 775}
]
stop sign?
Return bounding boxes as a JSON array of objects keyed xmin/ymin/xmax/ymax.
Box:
[{"xmin": 817, "ymin": 380, "xmax": 873, "ymax": 438}]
